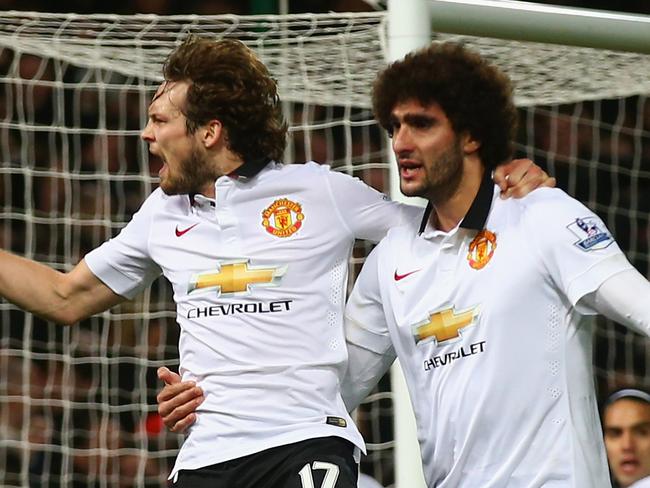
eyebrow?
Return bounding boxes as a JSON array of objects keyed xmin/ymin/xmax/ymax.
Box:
[
  {"xmin": 405, "ymin": 113, "xmax": 436, "ymax": 124},
  {"xmin": 147, "ymin": 93, "xmax": 184, "ymax": 119},
  {"xmin": 605, "ymin": 421, "xmax": 650, "ymax": 431},
  {"xmin": 390, "ymin": 112, "xmax": 437, "ymax": 125}
]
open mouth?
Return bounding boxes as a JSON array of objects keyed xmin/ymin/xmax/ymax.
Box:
[
  {"xmin": 399, "ymin": 161, "xmax": 422, "ymax": 181},
  {"xmin": 619, "ymin": 459, "xmax": 640, "ymax": 475}
]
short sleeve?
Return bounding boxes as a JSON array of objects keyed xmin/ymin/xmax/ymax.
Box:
[
  {"xmin": 523, "ymin": 189, "xmax": 634, "ymax": 311},
  {"xmin": 85, "ymin": 191, "xmax": 162, "ymax": 299}
]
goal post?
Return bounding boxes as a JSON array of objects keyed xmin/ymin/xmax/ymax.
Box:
[
  {"xmin": 386, "ymin": 1, "xmax": 430, "ymax": 487},
  {"xmin": 0, "ymin": 7, "xmax": 649, "ymax": 488}
]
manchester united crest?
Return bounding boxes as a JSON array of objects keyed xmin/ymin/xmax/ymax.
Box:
[
  {"xmin": 262, "ymin": 198, "xmax": 304, "ymax": 238},
  {"xmin": 467, "ymin": 229, "xmax": 497, "ymax": 270}
]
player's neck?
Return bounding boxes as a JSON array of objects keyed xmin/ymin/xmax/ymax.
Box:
[
  {"xmin": 198, "ymin": 151, "xmax": 245, "ymax": 198},
  {"xmin": 430, "ymin": 160, "xmax": 484, "ymax": 232}
]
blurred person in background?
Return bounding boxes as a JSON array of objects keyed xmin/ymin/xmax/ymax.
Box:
[{"xmin": 604, "ymin": 389, "xmax": 650, "ymax": 488}]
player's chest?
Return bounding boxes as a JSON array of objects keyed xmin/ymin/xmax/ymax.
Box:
[
  {"xmin": 151, "ymin": 195, "xmax": 342, "ymax": 264},
  {"xmin": 146, "ymin": 199, "xmax": 352, "ymax": 303},
  {"xmin": 385, "ymin": 230, "xmax": 546, "ymax": 381},
  {"xmin": 385, "ymin": 227, "xmax": 537, "ymax": 340}
]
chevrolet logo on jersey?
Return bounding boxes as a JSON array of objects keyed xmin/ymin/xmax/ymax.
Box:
[
  {"xmin": 412, "ymin": 306, "xmax": 479, "ymax": 345},
  {"xmin": 188, "ymin": 260, "xmax": 286, "ymax": 296}
]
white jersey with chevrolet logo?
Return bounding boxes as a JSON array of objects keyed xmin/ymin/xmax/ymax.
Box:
[
  {"xmin": 345, "ymin": 178, "xmax": 635, "ymax": 487},
  {"xmin": 84, "ymin": 161, "xmax": 421, "ymax": 478}
]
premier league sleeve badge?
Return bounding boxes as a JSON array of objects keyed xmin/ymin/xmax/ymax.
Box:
[{"xmin": 567, "ymin": 216, "xmax": 613, "ymax": 251}]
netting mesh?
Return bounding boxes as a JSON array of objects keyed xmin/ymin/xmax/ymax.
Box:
[
  {"xmin": 0, "ymin": 10, "xmax": 648, "ymax": 488},
  {"xmin": 2, "ymin": 11, "xmax": 650, "ymax": 108}
]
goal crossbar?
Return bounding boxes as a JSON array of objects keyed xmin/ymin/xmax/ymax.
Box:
[{"xmin": 428, "ymin": 0, "xmax": 650, "ymax": 54}]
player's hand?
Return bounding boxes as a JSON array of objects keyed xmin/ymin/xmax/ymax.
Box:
[
  {"xmin": 493, "ymin": 158, "xmax": 556, "ymax": 199},
  {"xmin": 156, "ymin": 367, "xmax": 204, "ymax": 434}
]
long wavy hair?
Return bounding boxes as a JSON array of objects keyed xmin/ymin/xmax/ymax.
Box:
[{"xmin": 163, "ymin": 36, "xmax": 287, "ymax": 163}]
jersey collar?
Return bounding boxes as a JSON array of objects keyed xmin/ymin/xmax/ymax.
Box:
[
  {"xmin": 460, "ymin": 168, "xmax": 494, "ymax": 230},
  {"xmin": 418, "ymin": 168, "xmax": 494, "ymax": 234},
  {"xmin": 230, "ymin": 157, "xmax": 271, "ymax": 178},
  {"xmin": 187, "ymin": 193, "xmax": 215, "ymax": 208},
  {"xmin": 186, "ymin": 160, "xmax": 277, "ymax": 207}
]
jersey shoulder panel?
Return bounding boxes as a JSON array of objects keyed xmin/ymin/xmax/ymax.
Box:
[
  {"xmin": 278, "ymin": 160, "xmax": 332, "ymax": 177},
  {"xmin": 509, "ymin": 187, "xmax": 578, "ymax": 215},
  {"xmin": 500, "ymin": 187, "xmax": 603, "ymax": 244},
  {"xmin": 150, "ymin": 187, "xmax": 195, "ymax": 212},
  {"xmin": 513, "ymin": 187, "xmax": 611, "ymax": 245},
  {"xmin": 505, "ymin": 187, "xmax": 627, "ymax": 306},
  {"xmin": 132, "ymin": 186, "xmax": 187, "ymax": 221},
  {"xmin": 384, "ymin": 219, "xmax": 420, "ymax": 246},
  {"xmin": 140, "ymin": 186, "xmax": 167, "ymax": 208}
]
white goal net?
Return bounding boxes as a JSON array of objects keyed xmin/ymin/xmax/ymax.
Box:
[{"xmin": 0, "ymin": 10, "xmax": 649, "ymax": 488}]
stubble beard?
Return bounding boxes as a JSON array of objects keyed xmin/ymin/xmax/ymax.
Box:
[
  {"xmin": 160, "ymin": 145, "xmax": 219, "ymax": 196},
  {"xmin": 403, "ymin": 137, "xmax": 464, "ymax": 205}
]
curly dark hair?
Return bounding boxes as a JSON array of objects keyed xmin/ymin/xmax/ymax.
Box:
[
  {"xmin": 163, "ymin": 36, "xmax": 287, "ymax": 163},
  {"xmin": 372, "ymin": 42, "xmax": 517, "ymax": 170}
]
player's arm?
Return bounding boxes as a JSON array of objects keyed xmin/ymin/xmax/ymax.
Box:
[
  {"xmin": 342, "ymin": 339, "xmax": 395, "ymax": 413},
  {"xmin": 152, "ymin": 346, "xmax": 392, "ymax": 431},
  {"xmin": 494, "ymin": 158, "xmax": 556, "ymax": 198},
  {"xmin": 583, "ymin": 269, "xmax": 650, "ymax": 335},
  {"xmin": 156, "ymin": 367, "xmax": 204, "ymax": 433},
  {"xmin": 342, "ymin": 243, "xmax": 396, "ymax": 411},
  {"xmin": 0, "ymin": 251, "xmax": 124, "ymax": 325}
]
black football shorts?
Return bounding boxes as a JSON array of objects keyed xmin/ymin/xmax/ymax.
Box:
[{"xmin": 174, "ymin": 436, "xmax": 358, "ymax": 488}]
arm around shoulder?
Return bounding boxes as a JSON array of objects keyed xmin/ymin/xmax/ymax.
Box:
[
  {"xmin": 324, "ymin": 168, "xmax": 421, "ymax": 243},
  {"xmin": 0, "ymin": 250, "xmax": 124, "ymax": 325}
]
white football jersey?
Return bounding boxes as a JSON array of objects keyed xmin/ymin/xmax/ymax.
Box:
[
  {"xmin": 345, "ymin": 175, "xmax": 634, "ymax": 487},
  {"xmin": 84, "ymin": 161, "xmax": 421, "ymax": 478},
  {"xmin": 631, "ymin": 477, "xmax": 650, "ymax": 488}
]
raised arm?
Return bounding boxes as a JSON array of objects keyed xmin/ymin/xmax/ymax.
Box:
[{"xmin": 0, "ymin": 251, "xmax": 124, "ymax": 325}]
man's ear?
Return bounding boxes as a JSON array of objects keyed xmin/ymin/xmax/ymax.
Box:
[
  {"xmin": 202, "ymin": 119, "xmax": 223, "ymax": 149},
  {"xmin": 461, "ymin": 132, "xmax": 481, "ymax": 155}
]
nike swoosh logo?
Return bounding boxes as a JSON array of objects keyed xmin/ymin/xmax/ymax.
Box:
[
  {"xmin": 175, "ymin": 223, "xmax": 199, "ymax": 237},
  {"xmin": 394, "ymin": 269, "xmax": 421, "ymax": 281}
]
